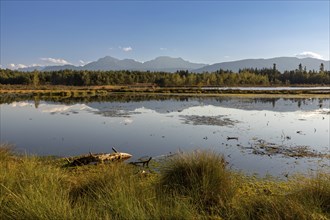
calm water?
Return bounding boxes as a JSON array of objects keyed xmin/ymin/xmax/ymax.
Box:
[
  {"xmin": 204, "ymin": 86, "xmax": 330, "ymax": 91},
  {"xmin": 1, "ymin": 95, "xmax": 329, "ymax": 177}
]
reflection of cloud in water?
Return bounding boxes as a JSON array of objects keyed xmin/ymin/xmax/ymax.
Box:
[
  {"xmin": 38, "ymin": 104, "xmax": 97, "ymax": 113},
  {"xmin": 41, "ymin": 105, "xmax": 71, "ymax": 113},
  {"xmin": 317, "ymin": 108, "xmax": 330, "ymax": 115},
  {"xmin": 179, "ymin": 105, "xmax": 232, "ymax": 116},
  {"xmin": 133, "ymin": 107, "xmax": 155, "ymax": 114},
  {"xmin": 10, "ymin": 102, "xmax": 32, "ymax": 107},
  {"xmin": 297, "ymin": 108, "xmax": 330, "ymax": 118},
  {"xmin": 121, "ymin": 118, "xmax": 133, "ymax": 124}
]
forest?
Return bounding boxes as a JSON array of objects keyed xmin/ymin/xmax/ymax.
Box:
[{"xmin": 0, "ymin": 64, "xmax": 329, "ymax": 87}]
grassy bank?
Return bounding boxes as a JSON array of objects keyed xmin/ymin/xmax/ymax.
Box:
[
  {"xmin": 1, "ymin": 84, "xmax": 330, "ymax": 96},
  {"xmin": 2, "ymin": 86, "xmax": 330, "ymax": 107},
  {"xmin": 0, "ymin": 145, "xmax": 329, "ymax": 219}
]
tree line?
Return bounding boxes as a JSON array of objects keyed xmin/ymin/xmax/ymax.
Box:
[{"xmin": 0, "ymin": 64, "xmax": 329, "ymax": 87}]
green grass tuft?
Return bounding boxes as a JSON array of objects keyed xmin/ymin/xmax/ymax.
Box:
[{"xmin": 158, "ymin": 150, "xmax": 234, "ymax": 215}]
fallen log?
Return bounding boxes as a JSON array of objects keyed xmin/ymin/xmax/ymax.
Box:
[
  {"xmin": 129, "ymin": 157, "xmax": 152, "ymax": 167},
  {"xmin": 65, "ymin": 148, "xmax": 132, "ymax": 167}
]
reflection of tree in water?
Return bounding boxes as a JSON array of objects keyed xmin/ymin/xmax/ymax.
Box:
[
  {"xmin": 0, "ymin": 94, "xmax": 33, "ymax": 104},
  {"xmin": 179, "ymin": 97, "xmax": 189, "ymax": 102},
  {"xmin": 34, "ymin": 95, "xmax": 40, "ymax": 108},
  {"xmin": 1, "ymin": 94, "xmax": 329, "ymax": 113},
  {"xmin": 298, "ymin": 100, "xmax": 302, "ymax": 108},
  {"xmin": 0, "ymin": 93, "xmax": 191, "ymax": 105},
  {"xmin": 210, "ymin": 97, "xmax": 279, "ymax": 108},
  {"xmin": 319, "ymin": 99, "xmax": 323, "ymax": 108},
  {"xmin": 253, "ymin": 98, "xmax": 279, "ymax": 108}
]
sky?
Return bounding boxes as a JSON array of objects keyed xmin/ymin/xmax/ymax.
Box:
[{"xmin": 1, "ymin": 0, "xmax": 329, "ymax": 69}]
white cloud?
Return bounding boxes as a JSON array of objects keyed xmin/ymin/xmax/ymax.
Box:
[
  {"xmin": 9, "ymin": 63, "xmax": 27, "ymax": 69},
  {"xmin": 7, "ymin": 58, "xmax": 70, "ymax": 70},
  {"xmin": 122, "ymin": 46, "xmax": 132, "ymax": 52},
  {"xmin": 8, "ymin": 63, "xmax": 41, "ymax": 70},
  {"xmin": 79, "ymin": 60, "xmax": 91, "ymax": 66},
  {"xmin": 40, "ymin": 57, "xmax": 71, "ymax": 65},
  {"xmin": 160, "ymin": 47, "xmax": 167, "ymax": 51},
  {"xmin": 295, "ymin": 51, "xmax": 323, "ymax": 60}
]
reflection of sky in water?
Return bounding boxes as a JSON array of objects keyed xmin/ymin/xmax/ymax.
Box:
[{"xmin": 1, "ymin": 98, "xmax": 329, "ymax": 177}]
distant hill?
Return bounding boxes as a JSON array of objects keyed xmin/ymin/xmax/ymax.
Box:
[
  {"xmin": 43, "ymin": 64, "xmax": 79, "ymax": 71},
  {"xmin": 194, "ymin": 57, "xmax": 330, "ymax": 73},
  {"xmin": 16, "ymin": 56, "xmax": 329, "ymax": 73},
  {"xmin": 142, "ymin": 56, "xmax": 206, "ymax": 72},
  {"xmin": 82, "ymin": 56, "xmax": 143, "ymax": 71},
  {"xmin": 18, "ymin": 56, "xmax": 206, "ymax": 72}
]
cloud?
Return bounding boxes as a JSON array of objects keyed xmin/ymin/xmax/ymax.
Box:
[
  {"xmin": 160, "ymin": 47, "xmax": 167, "ymax": 51},
  {"xmin": 79, "ymin": 60, "xmax": 91, "ymax": 66},
  {"xmin": 10, "ymin": 63, "xmax": 42, "ymax": 69},
  {"xmin": 7, "ymin": 58, "xmax": 70, "ymax": 70},
  {"xmin": 40, "ymin": 57, "xmax": 71, "ymax": 65},
  {"xmin": 9, "ymin": 63, "xmax": 27, "ymax": 69},
  {"xmin": 122, "ymin": 46, "xmax": 132, "ymax": 52},
  {"xmin": 8, "ymin": 63, "xmax": 42, "ymax": 70},
  {"xmin": 295, "ymin": 51, "xmax": 323, "ymax": 60}
]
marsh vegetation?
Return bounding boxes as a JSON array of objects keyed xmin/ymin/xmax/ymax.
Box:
[{"xmin": 0, "ymin": 146, "xmax": 329, "ymax": 219}]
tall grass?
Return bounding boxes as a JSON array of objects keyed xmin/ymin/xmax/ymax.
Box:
[
  {"xmin": 228, "ymin": 174, "xmax": 330, "ymax": 219},
  {"xmin": 0, "ymin": 146, "xmax": 75, "ymax": 219},
  {"xmin": 0, "ymin": 145, "xmax": 329, "ymax": 219},
  {"xmin": 0, "ymin": 145, "xmax": 196, "ymax": 219},
  {"xmin": 290, "ymin": 173, "xmax": 330, "ymax": 214},
  {"xmin": 158, "ymin": 150, "xmax": 234, "ymax": 216}
]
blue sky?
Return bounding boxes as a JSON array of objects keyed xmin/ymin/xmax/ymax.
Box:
[{"xmin": 1, "ymin": 1, "xmax": 329, "ymax": 69}]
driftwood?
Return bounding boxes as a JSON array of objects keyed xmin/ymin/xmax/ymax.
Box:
[
  {"xmin": 227, "ymin": 136, "xmax": 238, "ymax": 141},
  {"xmin": 129, "ymin": 157, "xmax": 152, "ymax": 167},
  {"xmin": 65, "ymin": 148, "xmax": 132, "ymax": 167}
]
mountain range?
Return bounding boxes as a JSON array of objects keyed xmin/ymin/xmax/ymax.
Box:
[
  {"xmin": 17, "ymin": 56, "xmax": 329, "ymax": 73},
  {"xmin": 195, "ymin": 57, "xmax": 329, "ymax": 73}
]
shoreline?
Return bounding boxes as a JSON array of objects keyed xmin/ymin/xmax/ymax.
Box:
[{"xmin": 1, "ymin": 85, "xmax": 330, "ymax": 96}]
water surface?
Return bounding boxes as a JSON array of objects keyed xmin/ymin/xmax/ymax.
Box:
[{"xmin": 1, "ymin": 95, "xmax": 329, "ymax": 177}]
